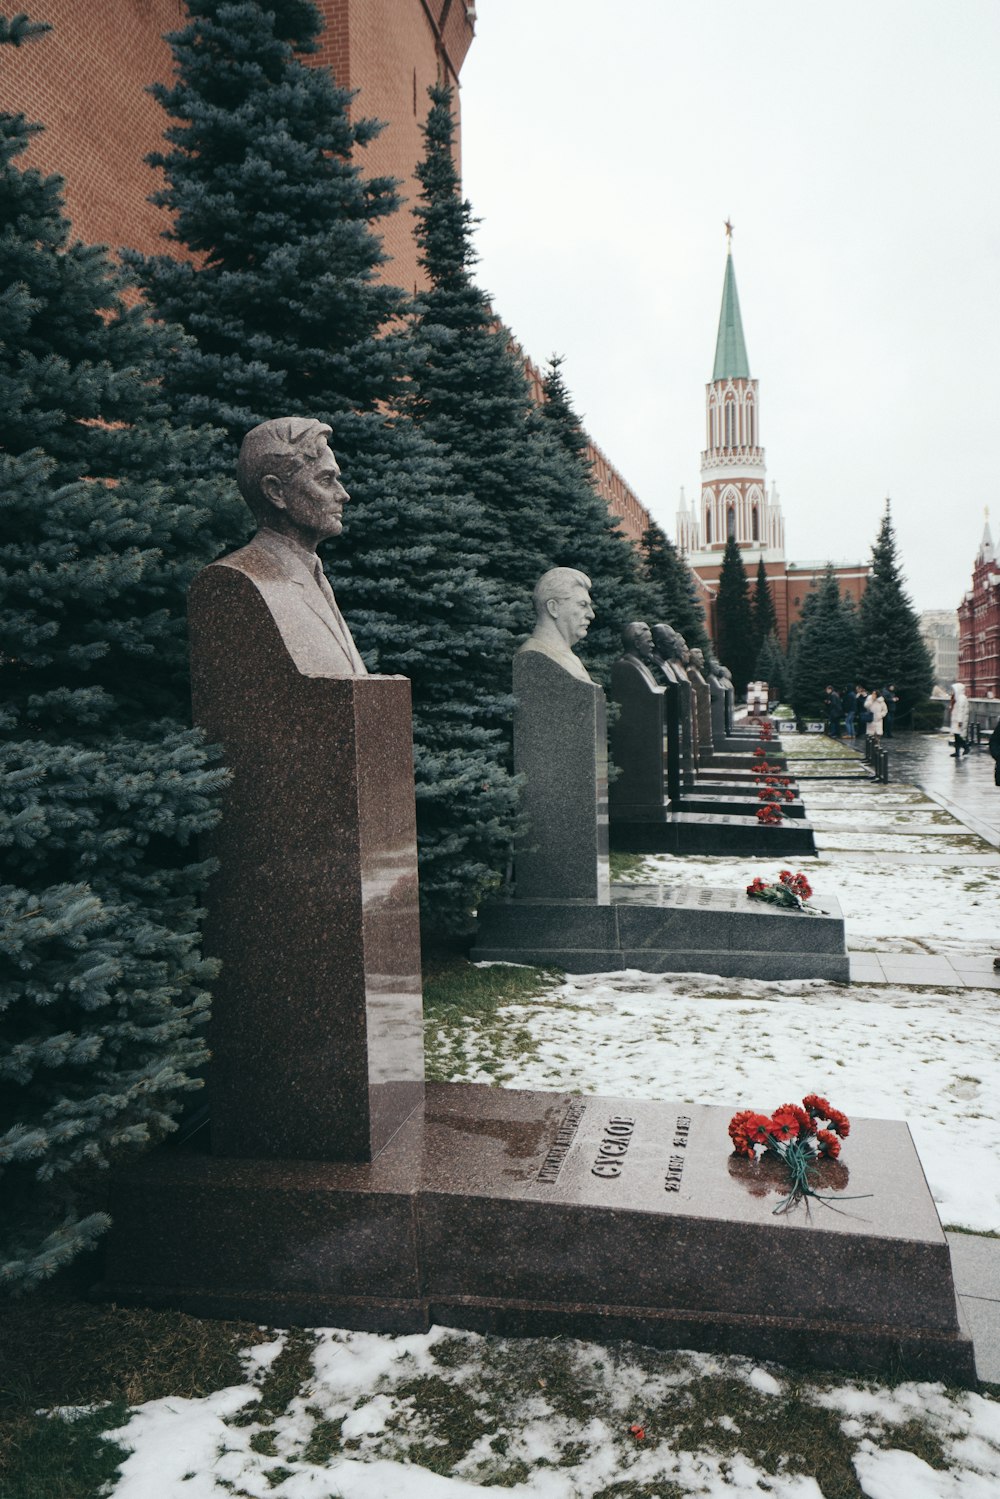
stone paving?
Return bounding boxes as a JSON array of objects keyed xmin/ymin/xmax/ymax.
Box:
[{"xmin": 781, "ymin": 727, "xmax": 1000, "ymax": 1381}]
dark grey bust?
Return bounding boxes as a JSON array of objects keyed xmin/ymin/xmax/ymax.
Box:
[{"xmin": 211, "ymin": 416, "xmax": 368, "ymax": 678}]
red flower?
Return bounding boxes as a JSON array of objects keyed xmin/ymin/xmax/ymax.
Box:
[
  {"xmin": 772, "ymin": 1103, "xmax": 812, "ymax": 1138},
  {"xmin": 816, "ymin": 1129, "xmax": 841, "ymax": 1159},
  {"xmin": 802, "ymin": 1093, "xmax": 833, "ymax": 1119},
  {"xmin": 768, "ymin": 1108, "xmax": 801, "ymax": 1141},
  {"xmin": 826, "ymin": 1107, "xmax": 851, "ymax": 1138},
  {"xmin": 745, "ymin": 1113, "xmax": 774, "ymax": 1144},
  {"xmin": 629, "ymin": 1423, "xmax": 646, "ymax": 1440}
]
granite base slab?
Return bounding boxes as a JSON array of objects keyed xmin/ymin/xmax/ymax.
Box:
[
  {"xmin": 703, "ymin": 753, "xmax": 789, "ymax": 772},
  {"xmin": 611, "ymin": 811, "xmax": 817, "ymax": 856},
  {"xmin": 677, "ymin": 795, "xmax": 807, "ymax": 819},
  {"xmin": 98, "ymin": 1084, "xmax": 975, "ymax": 1383},
  {"xmin": 688, "ymin": 776, "xmax": 799, "ymax": 797},
  {"xmin": 471, "ymin": 883, "xmax": 847, "ymax": 980}
]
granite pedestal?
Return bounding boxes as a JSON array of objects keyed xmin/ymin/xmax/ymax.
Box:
[
  {"xmin": 473, "ymin": 882, "xmax": 845, "ymax": 978},
  {"xmin": 514, "ymin": 649, "xmax": 609, "ymax": 902},
  {"xmin": 188, "ymin": 562, "xmax": 424, "ymax": 1162},
  {"xmin": 100, "ymin": 1083, "xmax": 974, "ymax": 1383}
]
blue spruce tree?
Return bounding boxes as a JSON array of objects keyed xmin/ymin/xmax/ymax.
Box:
[
  {"xmin": 131, "ymin": 0, "xmax": 520, "ymax": 933},
  {"xmin": 0, "ymin": 15, "xmax": 242, "ymax": 1288},
  {"xmin": 408, "ymin": 85, "xmax": 655, "ymax": 687}
]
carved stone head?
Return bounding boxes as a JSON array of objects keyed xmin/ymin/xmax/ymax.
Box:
[
  {"xmin": 651, "ymin": 622, "xmax": 679, "ymax": 660},
  {"xmin": 236, "ymin": 417, "xmax": 348, "ymax": 549},
  {"xmin": 690, "ymin": 647, "xmax": 706, "ymax": 672},
  {"xmin": 531, "ymin": 567, "xmax": 595, "ymax": 650},
  {"xmin": 622, "ymin": 620, "xmax": 654, "ymax": 660}
]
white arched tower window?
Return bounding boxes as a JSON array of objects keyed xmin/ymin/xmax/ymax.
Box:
[
  {"xmin": 751, "ymin": 506, "xmax": 759, "ymax": 542},
  {"xmin": 727, "ymin": 504, "xmax": 736, "ymax": 538},
  {"xmin": 746, "ymin": 395, "xmax": 755, "ymax": 446},
  {"xmin": 724, "ymin": 399, "xmax": 736, "ymax": 448},
  {"xmin": 705, "ymin": 507, "xmax": 712, "ymax": 544}
]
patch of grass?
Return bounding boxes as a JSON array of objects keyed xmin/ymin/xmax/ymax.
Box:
[
  {"xmin": 384, "ymin": 1372, "xmax": 494, "ymax": 1473},
  {"xmin": 609, "ymin": 851, "xmax": 648, "ymax": 881},
  {"xmin": 228, "ymin": 1328, "xmax": 316, "ymax": 1429},
  {"xmin": 422, "ymin": 955, "xmax": 560, "ymax": 1083},
  {"xmin": 300, "ymin": 1412, "xmax": 345, "ymax": 1464},
  {"xmin": 593, "ymin": 1484, "xmax": 686, "ymax": 1499},
  {"xmin": 0, "ymin": 1293, "xmax": 272, "ymax": 1499},
  {"xmin": 0, "ymin": 1293, "xmax": 269, "ymax": 1414},
  {"xmin": 943, "ymin": 1224, "xmax": 1000, "ymax": 1239},
  {"xmin": 423, "ymin": 955, "xmax": 561, "ymax": 1017},
  {"xmin": 0, "ymin": 1403, "xmax": 131, "ymax": 1499},
  {"xmin": 664, "ymin": 1375, "xmax": 864, "ymax": 1499},
  {"xmin": 878, "ymin": 1417, "xmax": 949, "ymax": 1470}
]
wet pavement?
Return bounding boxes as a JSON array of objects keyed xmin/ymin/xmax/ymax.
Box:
[{"xmin": 852, "ymin": 729, "xmax": 1000, "ymax": 846}]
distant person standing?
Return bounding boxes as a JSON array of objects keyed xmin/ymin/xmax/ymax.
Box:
[
  {"xmin": 950, "ymin": 682, "xmax": 970, "ymax": 757},
  {"xmin": 990, "ymin": 718, "xmax": 1000, "ymax": 787},
  {"xmin": 827, "ymin": 686, "xmax": 843, "ymax": 738},
  {"xmin": 843, "ymin": 685, "xmax": 857, "ymax": 739},
  {"xmin": 865, "ymin": 688, "xmax": 887, "ymax": 738},
  {"xmin": 882, "ymin": 684, "xmax": 897, "ymax": 738}
]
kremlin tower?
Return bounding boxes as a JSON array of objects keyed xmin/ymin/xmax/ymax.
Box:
[{"xmin": 678, "ymin": 231, "xmax": 867, "ymax": 648}]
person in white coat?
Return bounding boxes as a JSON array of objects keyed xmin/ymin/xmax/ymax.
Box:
[
  {"xmin": 865, "ymin": 690, "xmax": 887, "ymax": 738},
  {"xmin": 950, "ymin": 682, "xmax": 970, "ymax": 757}
]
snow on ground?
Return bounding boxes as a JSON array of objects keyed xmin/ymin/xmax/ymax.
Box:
[
  {"xmin": 98, "ymin": 1329, "xmax": 1000, "ymax": 1498},
  {"xmin": 625, "ymin": 852, "xmax": 1000, "ymax": 945},
  {"xmin": 89, "ymin": 736, "xmax": 1000, "ymax": 1497},
  {"xmin": 435, "ymin": 969, "xmax": 1000, "ymax": 1233}
]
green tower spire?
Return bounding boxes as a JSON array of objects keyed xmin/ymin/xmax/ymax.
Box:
[{"xmin": 712, "ymin": 241, "xmax": 751, "ymax": 381}]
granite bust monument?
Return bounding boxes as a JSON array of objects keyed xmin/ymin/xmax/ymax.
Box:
[
  {"xmin": 513, "ymin": 566, "xmax": 609, "ymax": 901},
  {"xmin": 214, "ymin": 417, "xmax": 369, "ymax": 677},
  {"xmin": 186, "ymin": 417, "xmax": 423, "ymax": 1161},
  {"xmin": 518, "ymin": 565, "xmax": 596, "ymax": 683}
]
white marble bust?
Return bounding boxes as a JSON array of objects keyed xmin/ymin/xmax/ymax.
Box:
[{"xmin": 517, "ymin": 566, "xmax": 595, "ymax": 683}]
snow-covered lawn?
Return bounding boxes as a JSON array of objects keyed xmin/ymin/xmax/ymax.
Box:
[
  {"xmin": 99, "ymin": 1328, "xmax": 1000, "ymax": 1498},
  {"xmin": 86, "ymin": 750, "xmax": 1000, "ymax": 1497}
]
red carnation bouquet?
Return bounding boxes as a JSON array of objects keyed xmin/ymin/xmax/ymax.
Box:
[
  {"xmin": 746, "ymin": 869, "xmax": 813, "ymax": 909},
  {"xmin": 755, "ymin": 803, "xmax": 784, "ymax": 824},
  {"xmin": 728, "ymin": 1095, "xmax": 865, "ymax": 1214},
  {"xmin": 758, "ymin": 721, "xmax": 774, "ymax": 742}
]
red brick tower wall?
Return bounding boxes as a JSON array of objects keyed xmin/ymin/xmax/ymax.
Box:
[
  {"xmin": 314, "ymin": 1, "xmax": 475, "ymax": 296},
  {"xmin": 0, "ymin": 0, "xmax": 182, "ymax": 257}
]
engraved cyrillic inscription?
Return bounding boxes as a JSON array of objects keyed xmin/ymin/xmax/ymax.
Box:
[
  {"xmin": 537, "ymin": 1100, "xmax": 587, "ymax": 1184},
  {"xmin": 591, "ymin": 1114, "xmax": 635, "ymax": 1178},
  {"xmin": 665, "ymin": 1114, "xmax": 691, "ymax": 1192}
]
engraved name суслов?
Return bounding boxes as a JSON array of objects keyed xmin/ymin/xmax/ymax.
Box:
[{"xmin": 591, "ymin": 1114, "xmax": 636, "ymax": 1178}]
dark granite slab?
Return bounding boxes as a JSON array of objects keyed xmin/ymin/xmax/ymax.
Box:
[
  {"xmin": 99, "ymin": 1083, "xmax": 975, "ymax": 1382},
  {"xmin": 471, "ymin": 883, "xmax": 848, "ymax": 979},
  {"xmin": 676, "ymin": 795, "xmax": 807, "ymax": 819},
  {"xmin": 610, "ymin": 810, "xmax": 817, "ymax": 856}
]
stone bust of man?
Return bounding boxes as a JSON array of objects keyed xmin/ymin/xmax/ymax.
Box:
[
  {"xmin": 651, "ymin": 622, "xmax": 684, "ymax": 665},
  {"xmin": 518, "ymin": 566, "xmax": 595, "ymax": 683},
  {"xmin": 621, "ymin": 620, "xmax": 655, "ymax": 665},
  {"xmin": 211, "ymin": 416, "xmax": 367, "ymax": 677}
]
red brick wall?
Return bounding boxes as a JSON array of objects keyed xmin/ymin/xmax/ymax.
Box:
[
  {"xmin": 0, "ymin": 0, "xmax": 183, "ymax": 256},
  {"xmin": 694, "ymin": 560, "xmax": 869, "ymax": 652},
  {"xmin": 337, "ymin": 0, "xmax": 473, "ymax": 295},
  {"xmin": 0, "ymin": 0, "xmax": 472, "ymax": 291}
]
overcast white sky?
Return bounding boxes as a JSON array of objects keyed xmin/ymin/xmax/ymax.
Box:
[{"xmin": 458, "ymin": 0, "xmax": 1000, "ymax": 614}]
